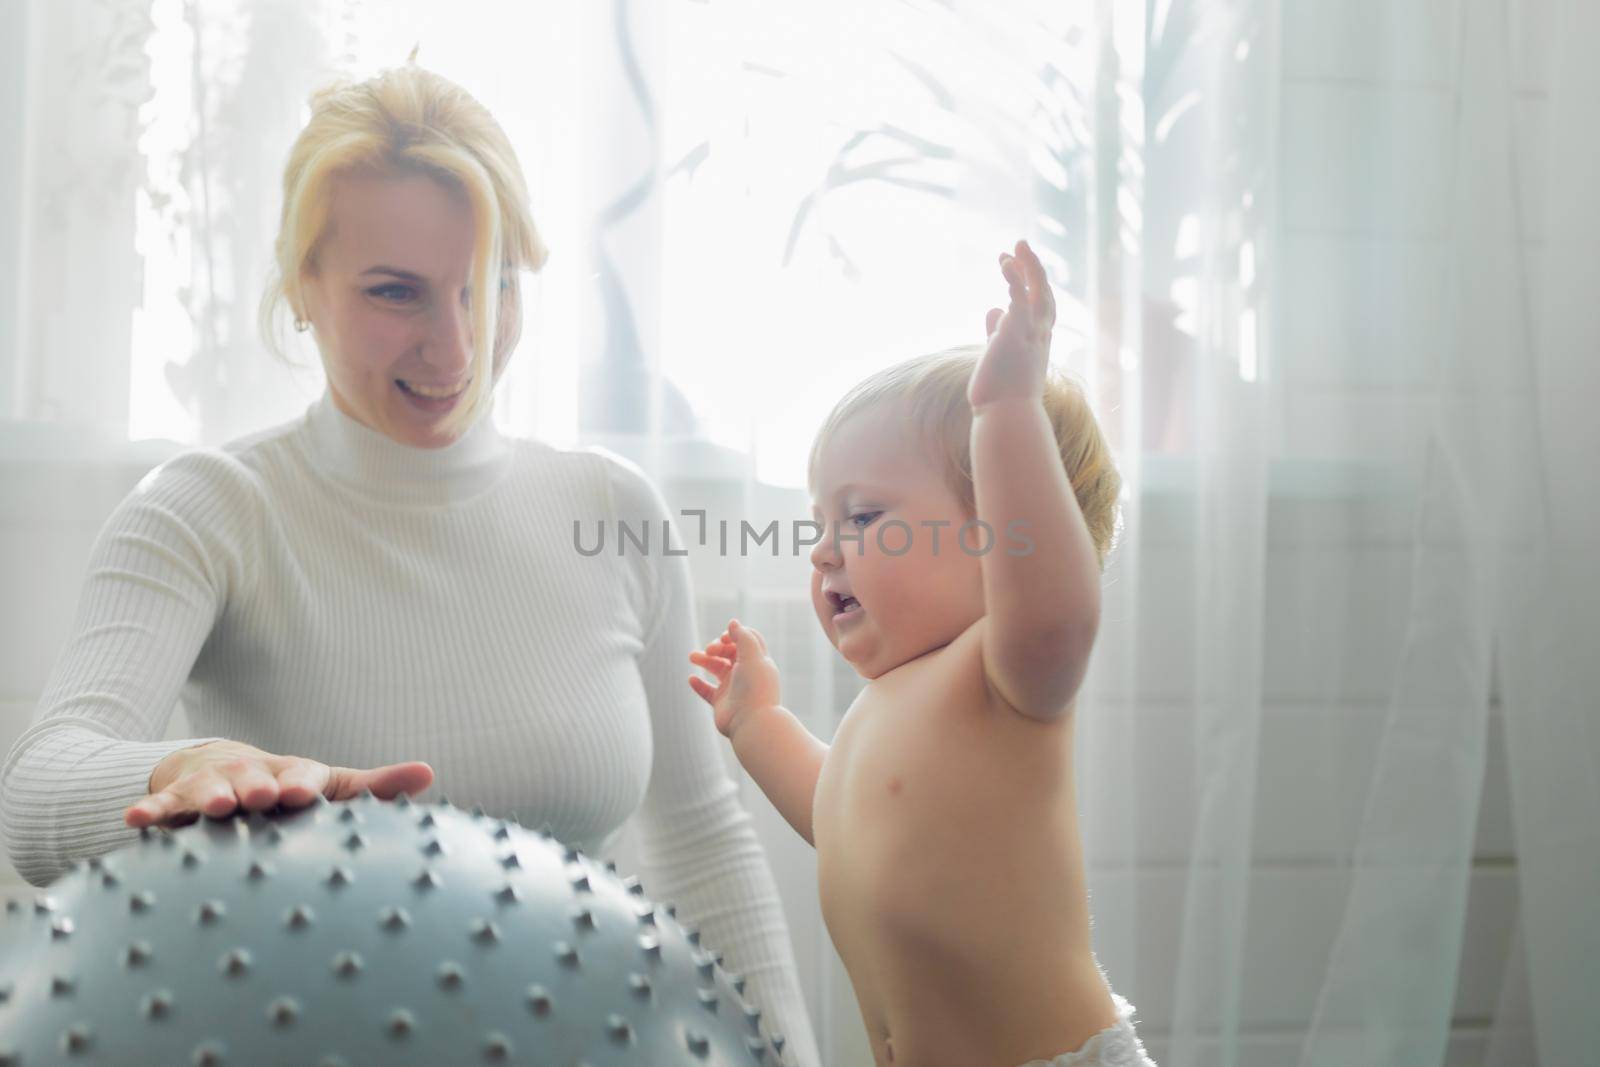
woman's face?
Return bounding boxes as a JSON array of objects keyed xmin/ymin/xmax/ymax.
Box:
[{"xmin": 299, "ymin": 169, "xmax": 522, "ymax": 449}]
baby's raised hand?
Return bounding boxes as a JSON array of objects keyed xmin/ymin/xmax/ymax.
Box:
[
  {"xmin": 968, "ymin": 238, "xmax": 1056, "ymax": 408},
  {"xmin": 687, "ymin": 619, "xmax": 783, "ymax": 739}
]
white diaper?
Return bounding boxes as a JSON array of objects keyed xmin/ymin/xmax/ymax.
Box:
[{"xmin": 1014, "ymin": 992, "xmax": 1159, "ymax": 1067}]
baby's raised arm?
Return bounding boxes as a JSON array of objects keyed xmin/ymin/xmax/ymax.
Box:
[
  {"xmin": 968, "ymin": 240, "xmax": 1104, "ymax": 721},
  {"xmin": 688, "ymin": 619, "xmax": 829, "ymax": 846}
]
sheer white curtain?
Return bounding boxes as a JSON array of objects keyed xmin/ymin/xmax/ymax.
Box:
[{"xmin": 3, "ymin": 0, "xmax": 1596, "ymax": 1064}]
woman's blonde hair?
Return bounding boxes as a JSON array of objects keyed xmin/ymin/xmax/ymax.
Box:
[
  {"xmin": 259, "ymin": 52, "xmax": 549, "ymax": 440},
  {"xmin": 806, "ymin": 345, "xmax": 1123, "ymax": 571}
]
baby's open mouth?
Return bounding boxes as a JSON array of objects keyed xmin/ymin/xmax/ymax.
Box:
[{"xmin": 827, "ymin": 592, "xmax": 862, "ymax": 620}]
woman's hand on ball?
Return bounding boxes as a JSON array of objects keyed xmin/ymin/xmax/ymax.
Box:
[
  {"xmin": 123, "ymin": 739, "xmax": 435, "ymax": 829},
  {"xmin": 687, "ymin": 618, "xmax": 783, "ymax": 739}
]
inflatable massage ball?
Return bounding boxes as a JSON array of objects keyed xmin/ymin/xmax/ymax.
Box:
[{"xmin": 0, "ymin": 792, "xmax": 787, "ymax": 1066}]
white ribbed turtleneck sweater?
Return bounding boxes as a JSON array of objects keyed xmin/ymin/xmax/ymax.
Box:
[{"xmin": 0, "ymin": 389, "xmax": 820, "ymax": 1066}]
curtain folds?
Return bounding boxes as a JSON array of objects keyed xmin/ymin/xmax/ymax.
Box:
[{"xmin": 4, "ymin": 1, "xmax": 1594, "ymax": 1063}]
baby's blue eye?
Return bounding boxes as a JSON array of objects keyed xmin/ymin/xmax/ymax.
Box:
[
  {"xmin": 848, "ymin": 511, "xmax": 881, "ymax": 529},
  {"xmin": 370, "ymin": 284, "xmax": 415, "ymax": 302}
]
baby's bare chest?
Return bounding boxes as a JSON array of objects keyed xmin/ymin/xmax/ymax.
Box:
[
  {"xmin": 813, "ymin": 629, "xmax": 1075, "ymax": 939},
  {"xmin": 812, "ymin": 632, "xmax": 1085, "ymax": 1063}
]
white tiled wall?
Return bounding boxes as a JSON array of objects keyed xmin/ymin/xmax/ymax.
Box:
[{"xmin": 1246, "ymin": 0, "xmax": 1535, "ymax": 1062}]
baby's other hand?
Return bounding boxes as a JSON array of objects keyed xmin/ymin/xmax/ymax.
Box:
[
  {"xmin": 687, "ymin": 619, "xmax": 782, "ymax": 739},
  {"xmin": 968, "ymin": 238, "xmax": 1056, "ymax": 409}
]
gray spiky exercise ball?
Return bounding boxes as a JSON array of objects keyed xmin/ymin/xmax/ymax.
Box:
[{"xmin": 0, "ymin": 792, "xmax": 787, "ymax": 1066}]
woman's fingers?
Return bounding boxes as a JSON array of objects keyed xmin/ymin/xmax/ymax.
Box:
[
  {"xmin": 197, "ymin": 774, "xmax": 243, "ymax": 817},
  {"xmin": 125, "ymin": 794, "xmax": 167, "ymax": 828},
  {"xmin": 217, "ymin": 756, "xmax": 283, "ymax": 811},
  {"xmin": 273, "ymin": 762, "xmax": 327, "ymax": 807},
  {"xmin": 124, "ymin": 750, "xmax": 431, "ymax": 831},
  {"xmin": 331, "ymin": 760, "xmax": 434, "ymax": 802},
  {"xmin": 128, "ymin": 768, "xmax": 238, "ymax": 827},
  {"xmin": 129, "ymin": 794, "xmax": 181, "ymax": 828},
  {"xmin": 321, "ymin": 764, "xmax": 362, "ymax": 801},
  {"xmin": 192, "ymin": 767, "xmax": 254, "ymax": 819}
]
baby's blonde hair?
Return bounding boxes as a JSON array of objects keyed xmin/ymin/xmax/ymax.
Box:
[
  {"xmin": 807, "ymin": 345, "xmax": 1123, "ymax": 571},
  {"xmin": 258, "ymin": 52, "xmax": 549, "ymax": 439}
]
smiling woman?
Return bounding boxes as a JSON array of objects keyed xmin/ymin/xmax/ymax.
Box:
[
  {"xmin": 293, "ymin": 170, "xmax": 523, "ymax": 448},
  {"xmin": 0, "ymin": 57, "xmax": 822, "ymax": 1067},
  {"xmin": 259, "ymin": 63, "xmax": 548, "ymax": 448}
]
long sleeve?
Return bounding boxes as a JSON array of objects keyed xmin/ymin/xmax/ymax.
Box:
[
  {"xmin": 601, "ymin": 453, "xmax": 823, "ymax": 1067},
  {"xmin": 3, "ymin": 396, "xmax": 824, "ymax": 1063},
  {"xmin": 0, "ymin": 450, "xmax": 254, "ymax": 886}
]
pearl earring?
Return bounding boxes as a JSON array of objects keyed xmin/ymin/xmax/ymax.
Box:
[{"xmin": 294, "ymin": 317, "xmax": 309, "ymax": 333}]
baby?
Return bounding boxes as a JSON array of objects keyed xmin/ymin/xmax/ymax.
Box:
[{"xmin": 688, "ymin": 241, "xmax": 1156, "ymax": 1067}]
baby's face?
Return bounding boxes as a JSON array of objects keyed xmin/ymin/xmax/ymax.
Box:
[{"xmin": 809, "ymin": 400, "xmax": 986, "ymax": 679}]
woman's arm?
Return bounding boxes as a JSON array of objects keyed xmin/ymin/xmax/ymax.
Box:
[
  {"xmin": 0, "ymin": 450, "xmax": 257, "ymax": 885},
  {"xmin": 601, "ymin": 453, "xmax": 823, "ymax": 1067}
]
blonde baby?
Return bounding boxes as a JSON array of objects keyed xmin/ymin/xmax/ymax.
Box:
[{"xmin": 688, "ymin": 241, "xmax": 1156, "ymax": 1067}]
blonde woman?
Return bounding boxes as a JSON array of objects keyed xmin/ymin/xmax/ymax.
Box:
[{"xmin": 0, "ymin": 59, "xmax": 820, "ymax": 1066}]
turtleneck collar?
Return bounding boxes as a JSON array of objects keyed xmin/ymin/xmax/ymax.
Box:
[{"xmin": 298, "ymin": 388, "xmax": 512, "ymax": 507}]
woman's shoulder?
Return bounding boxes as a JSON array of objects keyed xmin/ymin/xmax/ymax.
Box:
[
  {"xmin": 122, "ymin": 412, "xmax": 306, "ymax": 533},
  {"xmin": 133, "ymin": 444, "xmax": 266, "ymax": 507},
  {"xmin": 147, "ymin": 405, "xmax": 332, "ymax": 510},
  {"xmin": 102, "ymin": 445, "xmax": 269, "ymax": 594}
]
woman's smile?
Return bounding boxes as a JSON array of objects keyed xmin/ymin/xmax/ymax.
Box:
[{"xmin": 396, "ymin": 377, "xmax": 469, "ymax": 414}]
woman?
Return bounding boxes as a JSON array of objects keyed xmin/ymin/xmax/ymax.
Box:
[{"xmin": 0, "ymin": 59, "xmax": 820, "ymax": 1066}]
